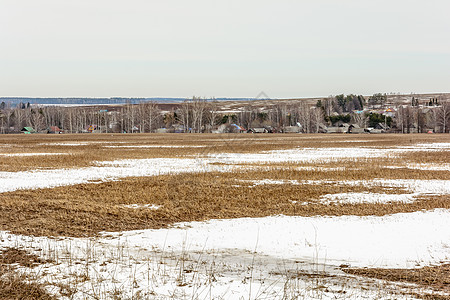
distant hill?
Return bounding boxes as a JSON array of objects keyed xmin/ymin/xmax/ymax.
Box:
[
  {"xmin": 1, "ymin": 93, "xmax": 449, "ymax": 109},
  {"xmin": 0, "ymin": 97, "xmax": 257, "ymax": 107}
]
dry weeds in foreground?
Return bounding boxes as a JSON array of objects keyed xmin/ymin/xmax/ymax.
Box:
[
  {"xmin": 0, "ymin": 248, "xmax": 55, "ymax": 300},
  {"xmin": 343, "ymin": 264, "xmax": 450, "ymax": 299}
]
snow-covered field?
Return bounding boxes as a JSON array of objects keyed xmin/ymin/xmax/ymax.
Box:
[
  {"xmin": 0, "ymin": 138, "xmax": 449, "ymax": 299},
  {"xmin": 0, "ymin": 143, "xmax": 447, "ymax": 193},
  {"xmin": 1, "ymin": 209, "xmax": 448, "ymax": 299}
]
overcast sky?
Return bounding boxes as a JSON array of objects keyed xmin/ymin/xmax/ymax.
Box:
[{"xmin": 1, "ymin": 0, "xmax": 449, "ymax": 98}]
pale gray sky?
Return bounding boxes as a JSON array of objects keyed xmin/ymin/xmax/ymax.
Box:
[{"xmin": 1, "ymin": 0, "xmax": 449, "ymax": 98}]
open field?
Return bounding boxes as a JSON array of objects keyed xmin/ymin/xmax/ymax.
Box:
[{"xmin": 0, "ymin": 133, "xmax": 449, "ymax": 299}]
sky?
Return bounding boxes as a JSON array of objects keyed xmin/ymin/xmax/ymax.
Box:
[{"xmin": 1, "ymin": 0, "xmax": 449, "ymax": 98}]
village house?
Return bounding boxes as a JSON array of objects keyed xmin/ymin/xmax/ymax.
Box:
[
  {"xmin": 248, "ymin": 127, "xmax": 268, "ymax": 133},
  {"xmin": 283, "ymin": 126, "xmax": 302, "ymax": 133},
  {"xmin": 21, "ymin": 127, "xmax": 36, "ymax": 134},
  {"xmin": 348, "ymin": 124, "xmax": 367, "ymax": 134},
  {"xmin": 47, "ymin": 126, "xmax": 63, "ymax": 134}
]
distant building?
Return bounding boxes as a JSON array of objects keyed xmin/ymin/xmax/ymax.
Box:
[
  {"xmin": 21, "ymin": 127, "xmax": 36, "ymax": 134},
  {"xmin": 48, "ymin": 126, "xmax": 63, "ymax": 134},
  {"xmin": 248, "ymin": 127, "xmax": 267, "ymax": 134},
  {"xmin": 284, "ymin": 126, "xmax": 301, "ymax": 133}
]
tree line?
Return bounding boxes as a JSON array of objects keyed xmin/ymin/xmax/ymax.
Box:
[{"xmin": 0, "ymin": 94, "xmax": 449, "ymax": 134}]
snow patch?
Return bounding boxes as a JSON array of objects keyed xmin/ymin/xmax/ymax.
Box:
[
  {"xmin": 1, "ymin": 210, "xmax": 449, "ymax": 298},
  {"xmin": 0, "ymin": 153, "xmax": 68, "ymax": 157},
  {"xmin": 104, "ymin": 145, "xmax": 205, "ymax": 148},
  {"xmin": 107, "ymin": 209, "xmax": 450, "ymax": 268},
  {"xmin": 241, "ymin": 179, "xmax": 301, "ymax": 186},
  {"xmin": 320, "ymin": 192, "xmax": 416, "ymax": 204},
  {"xmin": 40, "ymin": 142, "xmax": 110, "ymax": 146},
  {"xmin": 406, "ymin": 164, "xmax": 450, "ymax": 171},
  {"xmin": 122, "ymin": 204, "xmax": 160, "ymax": 210},
  {"xmin": 0, "ymin": 158, "xmax": 236, "ymax": 193},
  {"xmin": 409, "ymin": 143, "xmax": 450, "ymax": 149}
]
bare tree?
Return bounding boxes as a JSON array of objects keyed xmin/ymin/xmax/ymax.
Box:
[
  {"xmin": 12, "ymin": 106, "xmax": 27, "ymax": 131},
  {"xmin": 179, "ymin": 97, "xmax": 209, "ymax": 133},
  {"xmin": 179, "ymin": 100, "xmax": 192, "ymax": 132},
  {"xmin": 298, "ymin": 102, "xmax": 311, "ymax": 133},
  {"xmin": 310, "ymin": 107, "xmax": 324, "ymax": 133},
  {"xmin": 323, "ymin": 96, "xmax": 335, "ymax": 116},
  {"xmin": 352, "ymin": 112, "xmax": 368, "ymax": 128},
  {"xmin": 145, "ymin": 101, "xmax": 160, "ymax": 133},
  {"xmin": 192, "ymin": 97, "xmax": 209, "ymax": 133},
  {"xmin": 396, "ymin": 105, "xmax": 414, "ymax": 133},
  {"xmin": 435, "ymin": 102, "xmax": 450, "ymax": 133},
  {"xmin": 238, "ymin": 105, "xmax": 258, "ymax": 130},
  {"xmin": 205, "ymin": 100, "xmax": 220, "ymax": 132}
]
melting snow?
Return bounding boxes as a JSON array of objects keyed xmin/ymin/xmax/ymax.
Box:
[
  {"xmin": 206, "ymin": 144, "xmax": 445, "ymax": 164},
  {"xmin": 0, "ymin": 158, "xmax": 234, "ymax": 193},
  {"xmin": 104, "ymin": 209, "xmax": 450, "ymax": 268},
  {"xmin": 320, "ymin": 192, "xmax": 415, "ymax": 204},
  {"xmin": 407, "ymin": 143, "xmax": 450, "ymax": 149},
  {"xmin": 121, "ymin": 204, "xmax": 160, "ymax": 210},
  {"xmin": 104, "ymin": 145, "xmax": 206, "ymax": 148},
  {"xmin": 1, "ymin": 210, "xmax": 449, "ymax": 298},
  {"xmin": 241, "ymin": 179, "xmax": 301, "ymax": 186},
  {"xmin": 0, "ymin": 141, "xmax": 448, "ymax": 299},
  {"xmin": 0, "ymin": 153, "xmax": 68, "ymax": 157}
]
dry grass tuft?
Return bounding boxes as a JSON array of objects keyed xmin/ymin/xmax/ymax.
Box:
[
  {"xmin": 0, "ymin": 269, "xmax": 56, "ymax": 300},
  {"xmin": 342, "ymin": 264, "xmax": 450, "ymax": 298},
  {"xmin": 0, "ymin": 248, "xmax": 55, "ymax": 300},
  {"xmin": 0, "ymin": 247, "xmax": 48, "ymax": 267}
]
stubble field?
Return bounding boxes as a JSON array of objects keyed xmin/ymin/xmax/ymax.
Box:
[{"xmin": 0, "ymin": 133, "xmax": 449, "ymax": 299}]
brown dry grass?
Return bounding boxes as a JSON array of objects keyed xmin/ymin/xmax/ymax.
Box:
[
  {"xmin": 400, "ymin": 150, "xmax": 450, "ymax": 165},
  {"xmin": 0, "ymin": 134, "xmax": 448, "ymax": 236},
  {"xmin": 0, "ymin": 248, "xmax": 55, "ymax": 300},
  {"xmin": 0, "ymin": 133, "xmax": 448, "ymax": 171},
  {"xmin": 230, "ymin": 162, "xmax": 450, "ymax": 180},
  {"xmin": 0, "ymin": 272, "xmax": 56, "ymax": 300},
  {"xmin": 0, "ymin": 168, "xmax": 448, "ymax": 237},
  {"xmin": 0, "ymin": 248, "xmax": 48, "ymax": 267},
  {"xmin": 342, "ymin": 264, "xmax": 450, "ymax": 298}
]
